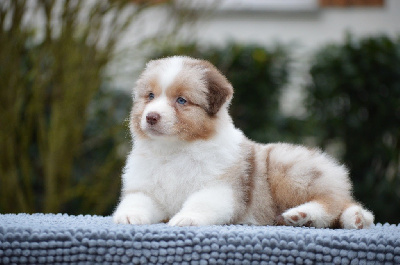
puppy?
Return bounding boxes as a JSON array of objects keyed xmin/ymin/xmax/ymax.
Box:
[{"xmin": 113, "ymin": 56, "xmax": 374, "ymax": 229}]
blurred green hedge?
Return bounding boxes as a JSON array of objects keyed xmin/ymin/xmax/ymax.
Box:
[
  {"xmin": 0, "ymin": 0, "xmax": 138, "ymax": 215},
  {"xmin": 306, "ymin": 35, "xmax": 400, "ymax": 224}
]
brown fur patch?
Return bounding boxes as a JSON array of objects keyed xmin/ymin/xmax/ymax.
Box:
[
  {"xmin": 267, "ymin": 148, "xmax": 307, "ymax": 214},
  {"xmin": 147, "ymin": 77, "xmax": 162, "ymax": 97},
  {"xmin": 275, "ymin": 215, "xmax": 285, "ymax": 226},
  {"xmin": 242, "ymin": 144, "xmax": 256, "ymax": 207},
  {"xmin": 165, "ymin": 74, "xmax": 208, "ymax": 111},
  {"xmin": 266, "ymin": 145, "xmax": 318, "ymax": 215},
  {"xmin": 307, "ymin": 169, "xmax": 323, "ymax": 190},
  {"xmin": 174, "ymin": 106, "xmax": 216, "ymax": 141},
  {"xmin": 311, "ymin": 169, "xmax": 323, "ymax": 180},
  {"xmin": 130, "ymin": 101, "xmax": 148, "ymax": 139},
  {"xmin": 197, "ymin": 60, "xmax": 233, "ymax": 116},
  {"xmin": 130, "ymin": 74, "xmax": 164, "ymax": 139},
  {"xmin": 134, "ymin": 71, "xmax": 162, "ymax": 99}
]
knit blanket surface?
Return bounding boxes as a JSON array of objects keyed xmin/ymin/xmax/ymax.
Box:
[{"xmin": 0, "ymin": 214, "xmax": 399, "ymax": 264}]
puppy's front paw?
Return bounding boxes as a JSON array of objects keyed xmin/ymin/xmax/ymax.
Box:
[
  {"xmin": 113, "ymin": 210, "xmax": 150, "ymax": 225},
  {"xmin": 168, "ymin": 212, "xmax": 206, "ymax": 227}
]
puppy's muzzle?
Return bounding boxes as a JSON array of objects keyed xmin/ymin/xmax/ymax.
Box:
[{"xmin": 146, "ymin": 112, "xmax": 160, "ymax": 125}]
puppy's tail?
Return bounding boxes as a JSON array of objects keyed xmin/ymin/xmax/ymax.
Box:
[{"xmin": 339, "ymin": 203, "xmax": 374, "ymax": 229}]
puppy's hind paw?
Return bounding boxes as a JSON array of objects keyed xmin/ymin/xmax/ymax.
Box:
[
  {"xmin": 279, "ymin": 201, "xmax": 332, "ymax": 228},
  {"xmin": 340, "ymin": 205, "xmax": 374, "ymax": 229},
  {"xmin": 281, "ymin": 209, "xmax": 313, "ymax": 227}
]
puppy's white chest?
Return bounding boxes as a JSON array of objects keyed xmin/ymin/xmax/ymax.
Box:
[{"xmin": 124, "ymin": 150, "xmax": 216, "ymax": 216}]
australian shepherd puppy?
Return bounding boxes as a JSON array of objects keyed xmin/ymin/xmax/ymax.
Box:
[{"xmin": 113, "ymin": 56, "xmax": 374, "ymax": 229}]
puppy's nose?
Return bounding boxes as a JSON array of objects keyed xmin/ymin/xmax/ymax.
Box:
[{"xmin": 146, "ymin": 112, "xmax": 160, "ymax": 125}]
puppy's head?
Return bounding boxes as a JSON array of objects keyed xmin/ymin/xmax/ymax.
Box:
[{"xmin": 130, "ymin": 56, "xmax": 233, "ymax": 141}]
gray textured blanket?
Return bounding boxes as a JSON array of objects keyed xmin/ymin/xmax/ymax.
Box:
[{"xmin": 0, "ymin": 214, "xmax": 399, "ymax": 264}]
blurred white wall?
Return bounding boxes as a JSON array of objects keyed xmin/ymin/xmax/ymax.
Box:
[
  {"xmin": 196, "ymin": 0, "xmax": 400, "ymax": 50},
  {"xmin": 116, "ymin": 0, "xmax": 400, "ymax": 115}
]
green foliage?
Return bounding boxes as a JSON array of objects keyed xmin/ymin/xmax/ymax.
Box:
[
  {"xmin": 0, "ymin": 0, "xmax": 134, "ymax": 214},
  {"xmin": 306, "ymin": 35, "xmax": 400, "ymax": 224},
  {"xmin": 0, "ymin": 0, "xmax": 189, "ymax": 215},
  {"xmin": 153, "ymin": 43, "xmax": 301, "ymax": 143},
  {"xmin": 67, "ymin": 86, "xmax": 131, "ymax": 215}
]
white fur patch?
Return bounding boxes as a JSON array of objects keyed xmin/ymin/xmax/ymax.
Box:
[
  {"xmin": 168, "ymin": 185, "xmax": 235, "ymax": 226},
  {"xmin": 140, "ymin": 95, "xmax": 176, "ymax": 137},
  {"xmin": 121, "ymin": 120, "xmax": 244, "ymax": 220},
  {"xmin": 158, "ymin": 56, "xmax": 184, "ymax": 93},
  {"xmin": 113, "ymin": 193, "xmax": 166, "ymax": 225}
]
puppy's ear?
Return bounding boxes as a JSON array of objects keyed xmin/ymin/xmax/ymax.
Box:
[{"xmin": 202, "ymin": 62, "xmax": 234, "ymax": 116}]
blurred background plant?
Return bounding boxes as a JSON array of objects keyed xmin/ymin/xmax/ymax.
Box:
[
  {"xmin": 0, "ymin": 0, "xmax": 399, "ymax": 224},
  {"xmin": 0, "ymin": 0, "xmax": 198, "ymax": 215}
]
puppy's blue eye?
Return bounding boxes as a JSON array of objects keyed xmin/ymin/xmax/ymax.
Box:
[
  {"xmin": 148, "ymin": 93, "xmax": 155, "ymax": 100},
  {"xmin": 176, "ymin": 97, "xmax": 187, "ymax": 105}
]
